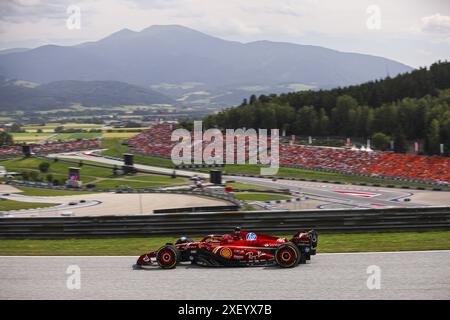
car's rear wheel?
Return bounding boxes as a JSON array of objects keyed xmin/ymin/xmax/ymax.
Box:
[
  {"xmin": 275, "ymin": 242, "xmax": 301, "ymax": 268},
  {"xmin": 156, "ymin": 245, "xmax": 180, "ymax": 269},
  {"xmin": 310, "ymin": 230, "xmax": 318, "ymax": 255}
]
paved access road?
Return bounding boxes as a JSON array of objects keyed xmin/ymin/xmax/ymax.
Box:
[{"xmin": 1, "ymin": 251, "xmax": 449, "ymax": 299}]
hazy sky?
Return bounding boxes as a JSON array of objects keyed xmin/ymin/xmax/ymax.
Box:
[{"xmin": 0, "ymin": 0, "xmax": 449, "ymax": 67}]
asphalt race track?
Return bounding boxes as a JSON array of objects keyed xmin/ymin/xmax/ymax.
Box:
[{"xmin": 1, "ymin": 251, "xmax": 449, "ymax": 299}]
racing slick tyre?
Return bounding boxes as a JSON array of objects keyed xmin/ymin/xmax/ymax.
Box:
[
  {"xmin": 310, "ymin": 230, "xmax": 318, "ymax": 255},
  {"xmin": 275, "ymin": 242, "xmax": 301, "ymax": 268},
  {"xmin": 156, "ymin": 245, "xmax": 180, "ymax": 269},
  {"xmin": 299, "ymin": 252, "xmax": 307, "ymax": 264}
]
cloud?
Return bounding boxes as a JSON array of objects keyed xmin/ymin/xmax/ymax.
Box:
[
  {"xmin": 421, "ymin": 13, "xmax": 450, "ymax": 34},
  {"xmin": 0, "ymin": 0, "xmax": 71, "ymax": 22},
  {"xmin": 13, "ymin": 0, "xmax": 41, "ymax": 5}
]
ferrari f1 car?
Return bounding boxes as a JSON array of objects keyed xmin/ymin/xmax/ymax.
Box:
[{"xmin": 135, "ymin": 227, "xmax": 318, "ymax": 269}]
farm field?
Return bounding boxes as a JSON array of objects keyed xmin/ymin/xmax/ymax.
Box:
[
  {"xmin": 102, "ymin": 132, "xmax": 139, "ymax": 138},
  {"xmin": 23, "ymin": 123, "xmax": 102, "ymax": 131},
  {"xmin": 52, "ymin": 133, "xmax": 102, "ymax": 140},
  {"xmin": 23, "ymin": 123, "xmax": 146, "ymax": 132},
  {"xmin": 11, "ymin": 131, "xmax": 139, "ymax": 143}
]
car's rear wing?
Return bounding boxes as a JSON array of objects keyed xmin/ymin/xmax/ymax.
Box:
[{"xmin": 291, "ymin": 230, "xmax": 318, "ymax": 254}]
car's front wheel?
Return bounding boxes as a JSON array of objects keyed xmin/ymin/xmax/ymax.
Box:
[
  {"xmin": 156, "ymin": 245, "xmax": 180, "ymax": 269},
  {"xmin": 275, "ymin": 242, "xmax": 301, "ymax": 268}
]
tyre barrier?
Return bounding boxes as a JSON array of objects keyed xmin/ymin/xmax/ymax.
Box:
[
  {"xmin": 1, "ymin": 206, "xmax": 449, "ymax": 239},
  {"xmin": 154, "ymin": 205, "xmax": 239, "ymax": 214}
]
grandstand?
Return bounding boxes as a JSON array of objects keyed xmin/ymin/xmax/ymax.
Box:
[
  {"xmin": 127, "ymin": 124, "xmax": 450, "ymax": 185},
  {"xmin": 0, "ymin": 139, "xmax": 100, "ymax": 159}
]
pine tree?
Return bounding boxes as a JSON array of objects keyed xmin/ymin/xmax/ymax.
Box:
[{"xmin": 426, "ymin": 119, "xmax": 441, "ymax": 154}]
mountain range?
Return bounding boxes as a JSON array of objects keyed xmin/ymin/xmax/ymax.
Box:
[
  {"xmin": 0, "ymin": 78, "xmax": 173, "ymax": 111},
  {"xmin": 0, "ymin": 24, "xmax": 413, "ymax": 108}
]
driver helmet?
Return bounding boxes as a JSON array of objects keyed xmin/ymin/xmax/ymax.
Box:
[{"xmin": 232, "ymin": 226, "xmax": 242, "ymax": 240}]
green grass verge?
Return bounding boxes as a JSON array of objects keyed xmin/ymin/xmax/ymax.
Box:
[
  {"xmin": 0, "ymin": 199, "xmax": 57, "ymax": 211},
  {"xmin": 13, "ymin": 186, "xmax": 95, "ymax": 197},
  {"xmin": 234, "ymin": 192, "xmax": 292, "ymax": 201},
  {"xmin": 225, "ymin": 182, "xmax": 269, "ymax": 190},
  {"xmin": 124, "ymin": 175, "xmax": 186, "ymax": 183},
  {"xmin": 1, "ymin": 231, "xmax": 449, "ymax": 255}
]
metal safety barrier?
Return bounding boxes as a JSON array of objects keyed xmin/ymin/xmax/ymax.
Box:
[{"xmin": 0, "ymin": 206, "xmax": 449, "ymax": 239}]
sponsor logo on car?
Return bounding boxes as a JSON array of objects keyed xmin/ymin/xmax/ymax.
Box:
[
  {"xmin": 246, "ymin": 251, "xmax": 263, "ymax": 260},
  {"xmin": 246, "ymin": 233, "xmax": 257, "ymax": 241},
  {"xmin": 220, "ymin": 247, "xmax": 233, "ymax": 259},
  {"xmin": 265, "ymin": 243, "xmax": 281, "ymax": 247}
]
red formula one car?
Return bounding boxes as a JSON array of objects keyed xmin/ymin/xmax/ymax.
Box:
[{"xmin": 135, "ymin": 227, "xmax": 318, "ymax": 269}]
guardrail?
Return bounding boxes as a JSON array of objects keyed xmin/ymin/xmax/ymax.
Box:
[
  {"xmin": 0, "ymin": 206, "xmax": 449, "ymax": 239},
  {"xmin": 154, "ymin": 205, "xmax": 239, "ymax": 214}
]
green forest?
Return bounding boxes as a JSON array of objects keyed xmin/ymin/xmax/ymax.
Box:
[{"xmin": 203, "ymin": 61, "xmax": 450, "ymax": 156}]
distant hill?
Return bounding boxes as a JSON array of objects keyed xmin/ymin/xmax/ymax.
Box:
[
  {"xmin": 0, "ymin": 25, "xmax": 413, "ymax": 106},
  {"xmin": 0, "ymin": 48, "xmax": 30, "ymax": 55},
  {"xmin": 0, "ymin": 79, "xmax": 174, "ymax": 111}
]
